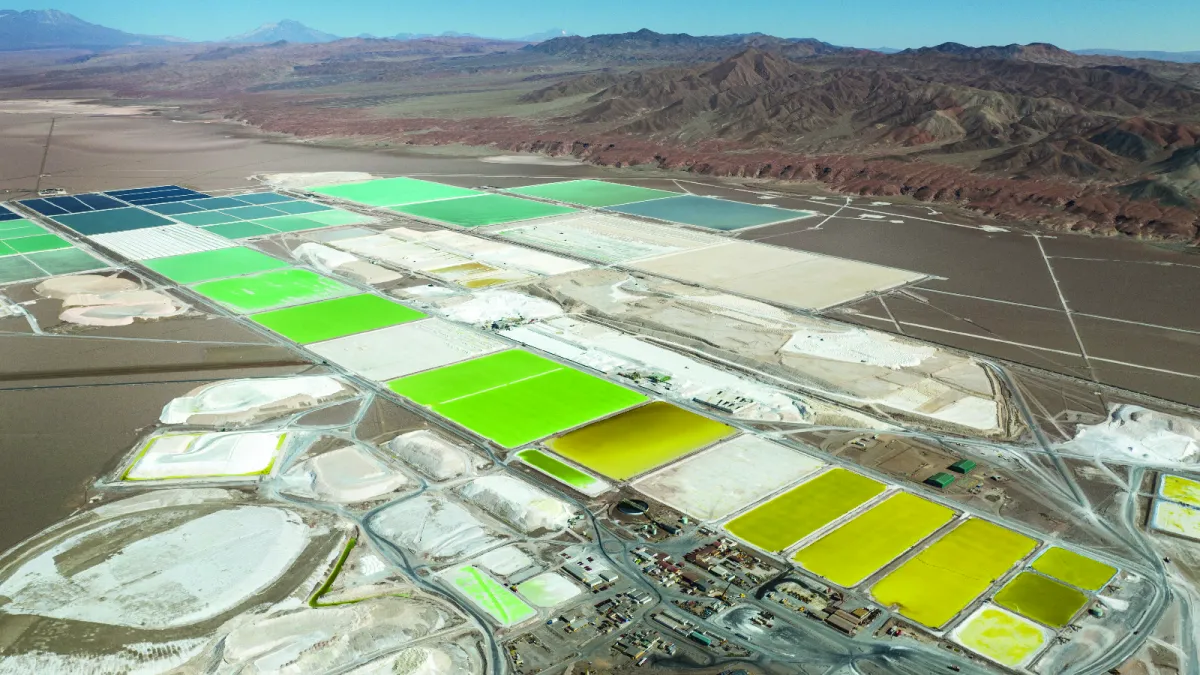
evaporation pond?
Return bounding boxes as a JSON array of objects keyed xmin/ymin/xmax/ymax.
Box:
[
  {"xmin": 28, "ymin": 249, "xmax": 107, "ymax": 275},
  {"xmin": 1030, "ymin": 547, "xmax": 1116, "ymax": 592},
  {"xmin": 299, "ymin": 209, "xmax": 376, "ymax": 227},
  {"xmin": 125, "ymin": 431, "xmax": 285, "ymax": 481},
  {"xmin": 632, "ymin": 434, "xmax": 824, "ymax": 521},
  {"xmin": 446, "ymin": 565, "xmax": 537, "ymax": 626},
  {"xmin": 951, "ymin": 604, "xmax": 1051, "ymax": 669},
  {"xmin": 7, "ymin": 234, "xmax": 70, "ymax": 254},
  {"xmin": 52, "ymin": 207, "xmax": 174, "ymax": 235},
  {"xmin": 507, "ymin": 179, "xmax": 679, "ymax": 207},
  {"xmin": 0, "ymin": 256, "xmax": 46, "ymax": 283},
  {"xmin": 192, "ymin": 268, "xmax": 354, "ymax": 313},
  {"xmin": 994, "ymin": 571, "xmax": 1088, "ymax": 628},
  {"xmin": 228, "ymin": 192, "xmax": 295, "ymax": 205},
  {"xmin": 251, "ymin": 293, "xmax": 427, "ymax": 344},
  {"xmin": 545, "ymin": 401, "xmax": 736, "ymax": 481},
  {"xmin": 870, "ymin": 519, "xmax": 1038, "ymax": 628},
  {"xmin": 261, "ymin": 200, "xmax": 331, "ymax": 216},
  {"xmin": 246, "ymin": 216, "xmax": 328, "ymax": 233},
  {"xmin": 793, "ymin": 492, "xmax": 955, "ymax": 588},
  {"xmin": 387, "ymin": 350, "xmax": 647, "ymax": 449},
  {"xmin": 311, "ymin": 318, "xmax": 507, "ymax": 381},
  {"xmin": 516, "ymin": 572, "xmax": 582, "ymax": 608},
  {"xmin": 390, "ymin": 194, "xmax": 576, "ymax": 227},
  {"xmin": 203, "ymin": 221, "xmax": 277, "ymax": 239},
  {"xmin": 517, "ymin": 449, "xmax": 609, "ymax": 497},
  {"xmin": 1151, "ymin": 500, "xmax": 1200, "ymax": 540},
  {"xmin": 724, "ymin": 468, "xmax": 885, "ymax": 553},
  {"xmin": 309, "ymin": 177, "xmax": 480, "ymax": 207},
  {"xmin": 609, "ymin": 194, "xmax": 815, "ymax": 231},
  {"xmin": 143, "ymin": 247, "xmax": 289, "ymax": 283},
  {"xmin": 1161, "ymin": 474, "xmax": 1200, "ymax": 508},
  {"xmin": 495, "ymin": 212, "xmax": 719, "ymax": 265}
]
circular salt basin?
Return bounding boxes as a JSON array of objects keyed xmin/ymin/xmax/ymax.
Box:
[
  {"xmin": 59, "ymin": 290, "xmax": 185, "ymax": 326},
  {"xmin": 35, "ymin": 274, "xmax": 138, "ymax": 299},
  {"xmin": 0, "ymin": 505, "xmax": 311, "ymax": 629}
]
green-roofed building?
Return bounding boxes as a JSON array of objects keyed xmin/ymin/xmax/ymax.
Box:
[
  {"xmin": 925, "ymin": 472, "xmax": 956, "ymax": 489},
  {"xmin": 949, "ymin": 459, "xmax": 977, "ymax": 474}
]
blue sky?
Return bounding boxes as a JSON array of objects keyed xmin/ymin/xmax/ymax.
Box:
[{"xmin": 10, "ymin": 0, "xmax": 1199, "ymax": 51}]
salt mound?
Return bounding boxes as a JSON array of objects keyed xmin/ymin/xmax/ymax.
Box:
[
  {"xmin": 401, "ymin": 284, "xmax": 462, "ymax": 300},
  {"xmin": 295, "ymin": 242, "xmax": 403, "ymax": 285},
  {"xmin": 369, "ymin": 495, "xmax": 508, "ymax": 562},
  {"xmin": 1096, "ymin": 595, "xmax": 1131, "ymax": 612},
  {"xmin": 782, "ymin": 326, "xmax": 936, "ymax": 369},
  {"xmin": 479, "ymin": 154, "xmax": 580, "ymax": 166},
  {"xmin": 1062, "ymin": 405, "xmax": 1200, "ymax": 465},
  {"xmin": 347, "ymin": 646, "xmax": 468, "ymax": 675},
  {"xmin": 259, "ymin": 171, "xmax": 376, "ymax": 189},
  {"xmin": 161, "ymin": 375, "xmax": 350, "ymax": 425},
  {"xmin": 341, "ymin": 261, "xmax": 404, "ymax": 285},
  {"xmin": 459, "ymin": 475, "xmax": 574, "ymax": 533},
  {"xmin": 385, "ymin": 430, "xmax": 478, "ymax": 480},
  {"xmin": 218, "ymin": 597, "xmax": 451, "ymax": 673},
  {"xmin": 372, "ymin": 647, "xmax": 455, "ymax": 675},
  {"xmin": 437, "ymin": 290, "xmax": 562, "ymax": 327},
  {"xmin": 295, "ymin": 241, "xmax": 359, "ymax": 270},
  {"xmin": 280, "ymin": 445, "xmax": 412, "ymax": 504}
]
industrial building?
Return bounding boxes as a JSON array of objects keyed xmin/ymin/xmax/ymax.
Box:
[
  {"xmin": 949, "ymin": 459, "xmax": 977, "ymax": 474},
  {"xmin": 925, "ymin": 472, "xmax": 956, "ymax": 489}
]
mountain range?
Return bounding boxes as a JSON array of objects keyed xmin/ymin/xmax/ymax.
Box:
[
  {"xmin": 0, "ymin": 10, "xmax": 569, "ymax": 47},
  {"xmin": 1, "ymin": 18, "xmax": 1198, "ymax": 240},
  {"xmin": 2, "ymin": 9, "xmax": 1198, "ymax": 64},
  {"xmin": 1074, "ymin": 48, "xmax": 1200, "ymax": 63},
  {"xmin": 523, "ymin": 28, "xmax": 861, "ymax": 62},
  {"xmin": 361, "ymin": 29, "xmax": 574, "ymax": 42},
  {"xmin": 0, "ymin": 9, "xmax": 175, "ymax": 50}
]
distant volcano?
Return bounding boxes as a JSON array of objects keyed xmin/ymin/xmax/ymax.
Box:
[
  {"xmin": 225, "ymin": 20, "xmax": 340, "ymax": 44},
  {"xmin": 0, "ymin": 9, "xmax": 176, "ymax": 50}
]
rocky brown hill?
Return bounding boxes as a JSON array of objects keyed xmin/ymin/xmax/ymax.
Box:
[
  {"xmin": 545, "ymin": 48, "xmax": 1200, "ymax": 144},
  {"xmin": 516, "ymin": 46, "xmax": 1200, "ymax": 239},
  {"xmin": 523, "ymin": 28, "xmax": 862, "ymax": 63}
]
